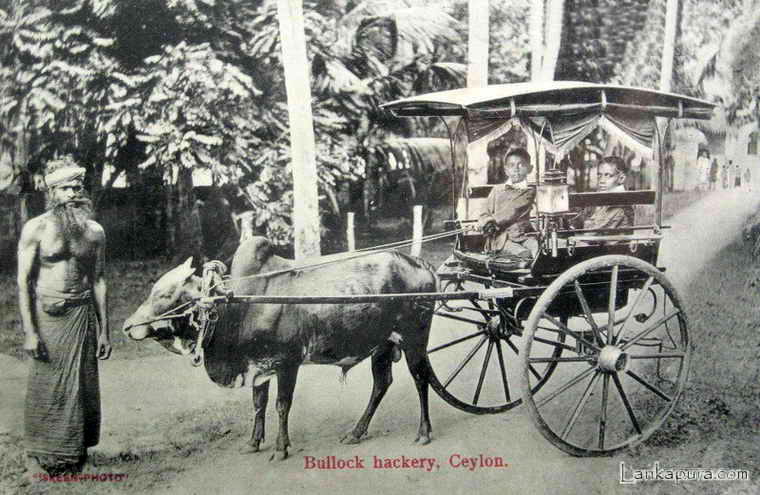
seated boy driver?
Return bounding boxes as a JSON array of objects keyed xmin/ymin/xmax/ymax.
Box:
[{"xmin": 477, "ymin": 148, "xmax": 538, "ymax": 259}]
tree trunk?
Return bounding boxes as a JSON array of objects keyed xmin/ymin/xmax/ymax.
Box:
[
  {"xmin": 530, "ymin": 0, "xmax": 544, "ymax": 81},
  {"xmin": 659, "ymin": 0, "xmax": 679, "ymax": 200},
  {"xmin": 467, "ymin": 0, "xmax": 489, "ymax": 88},
  {"xmin": 660, "ymin": 0, "xmax": 678, "ymax": 93},
  {"xmin": 277, "ymin": 0, "xmax": 321, "ymax": 259},
  {"xmin": 540, "ymin": 0, "xmax": 564, "ymax": 82}
]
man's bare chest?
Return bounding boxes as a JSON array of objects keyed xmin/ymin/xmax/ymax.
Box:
[{"xmin": 39, "ymin": 227, "xmax": 98, "ymax": 262}]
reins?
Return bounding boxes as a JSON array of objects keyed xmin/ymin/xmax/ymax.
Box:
[
  {"xmin": 124, "ymin": 300, "xmax": 196, "ymax": 330},
  {"xmin": 208, "ymin": 227, "xmax": 467, "ymax": 292}
]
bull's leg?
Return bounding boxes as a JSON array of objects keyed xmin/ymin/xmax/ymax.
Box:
[
  {"xmin": 271, "ymin": 364, "xmax": 299, "ymax": 461},
  {"xmin": 341, "ymin": 342, "xmax": 394, "ymax": 445},
  {"xmin": 240, "ymin": 381, "xmax": 269, "ymax": 454},
  {"xmin": 404, "ymin": 341, "xmax": 432, "ymax": 445}
]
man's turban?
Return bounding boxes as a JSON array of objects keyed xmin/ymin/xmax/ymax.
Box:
[{"xmin": 45, "ymin": 166, "xmax": 86, "ymax": 188}]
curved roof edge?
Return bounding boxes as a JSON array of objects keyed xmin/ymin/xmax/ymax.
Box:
[{"xmin": 381, "ymin": 81, "xmax": 715, "ymax": 119}]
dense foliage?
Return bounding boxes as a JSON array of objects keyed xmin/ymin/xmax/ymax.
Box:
[
  {"xmin": 0, "ymin": 0, "xmax": 466, "ymax": 248},
  {"xmin": 2, "ymin": 0, "xmax": 759, "ymax": 251}
]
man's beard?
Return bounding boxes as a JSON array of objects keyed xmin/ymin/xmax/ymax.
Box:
[{"xmin": 50, "ymin": 198, "xmax": 94, "ymax": 239}]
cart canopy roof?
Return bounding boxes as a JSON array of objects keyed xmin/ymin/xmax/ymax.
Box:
[
  {"xmin": 381, "ymin": 81, "xmax": 715, "ymax": 119},
  {"xmin": 382, "ymin": 82, "xmax": 715, "ymax": 157}
]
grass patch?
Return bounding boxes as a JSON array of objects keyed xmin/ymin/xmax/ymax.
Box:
[{"xmin": 621, "ymin": 231, "xmax": 760, "ymax": 493}]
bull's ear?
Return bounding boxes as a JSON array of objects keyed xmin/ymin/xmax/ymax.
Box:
[{"xmin": 178, "ymin": 257, "xmax": 195, "ymax": 282}]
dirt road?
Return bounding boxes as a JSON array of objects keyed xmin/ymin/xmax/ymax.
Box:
[{"xmin": 2, "ymin": 189, "xmax": 758, "ymax": 495}]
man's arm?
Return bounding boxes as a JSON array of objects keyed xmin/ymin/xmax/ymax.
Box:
[
  {"xmin": 17, "ymin": 219, "xmax": 42, "ymax": 359},
  {"xmin": 91, "ymin": 223, "xmax": 111, "ymax": 360},
  {"xmin": 492, "ymin": 188, "xmax": 534, "ymax": 229},
  {"xmin": 478, "ymin": 188, "xmax": 499, "ymax": 232}
]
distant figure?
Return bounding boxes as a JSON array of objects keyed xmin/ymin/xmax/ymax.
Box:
[
  {"xmin": 709, "ymin": 158, "xmax": 719, "ymax": 191},
  {"xmin": 722, "ymin": 163, "xmax": 729, "ymax": 190},
  {"xmin": 734, "ymin": 160, "xmax": 741, "ymax": 189},
  {"xmin": 744, "ymin": 168, "xmax": 752, "ymax": 192},
  {"xmin": 697, "ymin": 149, "xmax": 710, "ymax": 191}
]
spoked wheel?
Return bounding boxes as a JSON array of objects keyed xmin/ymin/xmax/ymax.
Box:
[
  {"xmin": 426, "ymin": 278, "xmax": 564, "ymax": 414},
  {"xmin": 520, "ymin": 255, "xmax": 691, "ymax": 456}
]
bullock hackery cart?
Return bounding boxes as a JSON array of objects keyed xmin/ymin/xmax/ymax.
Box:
[{"xmin": 206, "ymin": 82, "xmax": 715, "ymax": 457}]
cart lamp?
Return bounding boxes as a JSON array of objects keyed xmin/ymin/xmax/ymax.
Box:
[{"xmin": 536, "ymin": 169, "xmax": 569, "ymax": 214}]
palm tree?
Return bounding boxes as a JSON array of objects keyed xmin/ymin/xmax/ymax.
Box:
[{"xmin": 694, "ymin": 1, "xmax": 760, "ymax": 127}]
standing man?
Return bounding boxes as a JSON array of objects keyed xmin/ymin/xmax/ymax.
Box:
[
  {"xmin": 17, "ymin": 157, "xmax": 110, "ymax": 477},
  {"xmin": 478, "ymin": 147, "xmax": 537, "ymax": 259}
]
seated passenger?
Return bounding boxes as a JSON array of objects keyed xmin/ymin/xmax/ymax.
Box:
[
  {"xmin": 478, "ymin": 148, "xmax": 538, "ymax": 259},
  {"xmin": 574, "ymin": 156, "xmax": 634, "ymax": 230}
]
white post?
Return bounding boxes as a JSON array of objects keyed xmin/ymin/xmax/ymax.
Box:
[
  {"xmin": 411, "ymin": 205, "xmax": 423, "ymax": 257},
  {"xmin": 540, "ymin": 0, "xmax": 564, "ymax": 82},
  {"xmin": 277, "ymin": 0, "xmax": 321, "ymax": 259},
  {"xmin": 530, "ymin": 0, "xmax": 544, "ymax": 82},
  {"xmin": 467, "ymin": 0, "xmax": 490, "ymax": 89},
  {"xmin": 346, "ymin": 212, "xmax": 355, "ymax": 252}
]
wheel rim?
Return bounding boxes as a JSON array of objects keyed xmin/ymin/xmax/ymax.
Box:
[
  {"xmin": 427, "ymin": 280, "xmax": 564, "ymax": 414},
  {"xmin": 520, "ymin": 255, "xmax": 690, "ymax": 456}
]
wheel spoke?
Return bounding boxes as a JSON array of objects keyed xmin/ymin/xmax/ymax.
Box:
[
  {"xmin": 625, "ymin": 369, "xmax": 673, "ymax": 402},
  {"xmin": 621, "ymin": 309, "xmax": 681, "ymax": 351},
  {"xmin": 574, "ymin": 281, "xmax": 604, "ymax": 346},
  {"xmin": 628, "ymin": 352, "xmax": 685, "ymax": 360},
  {"xmin": 473, "ymin": 340, "xmax": 494, "ymax": 405},
  {"xmin": 528, "ymin": 356, "xmax": 594, "ymax": 363},
  {"xmin": 428, "ymin": 330, "xmax": 485, "ymax": 354},
  {"xmin": 598, "ymin": 374, "xmax": 610, "ymax": 449},
  {"xmin": 532, "ymin": 335, "xmax": 578, "ymax": 353},
  {"xmin": 615, "ymin": 276, "xmax": 654, "ymax": 345},
  {"xmin": 507, "ymin": 338, "xmax": 544, "ymax": 380},
  {"xmin": 607, "ymin": 265, "xmax": 619, "ymax": 345},
  {"xmin": 433, "ymin": 312, "xmax": 486, "ymax": 327},
  {"xmin": 561, "ymin": 371, "xmax": 601, "ymax": 440},
  {"xmin": 536, "ymin": 365, "xmax": 596, "ymax": 408},
  {"xmin": 543, "ymin": 315, "xmax": 602, "ymax": 353},
  {"xmin": 494, "ymin": 340, "xmax": 511, "ymax": 403},
  {"xmin": 442, "ymin": 335, "xmax": 488, "ymax": 388},
  {"xmin": 612, "ymin": 373, "xmax": 642, "ymax": 435}
]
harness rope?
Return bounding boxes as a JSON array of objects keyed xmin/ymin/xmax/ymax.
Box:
[
  {"xmin": 125, "ymin": 300, "xmax": 196, "ymax": 329},
  {"xmin": 207, "ymin": 227, "xmax": 467, "ymax": 292}
]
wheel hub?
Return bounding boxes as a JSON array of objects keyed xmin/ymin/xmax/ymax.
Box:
[{"xmin": 597, "ymin": 345, "xmax": 628, "ymax": 373}]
